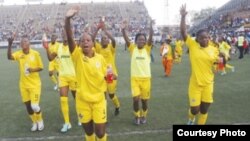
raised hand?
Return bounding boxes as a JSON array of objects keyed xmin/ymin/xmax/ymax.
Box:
[
  {"xmin": 101, "ymin": 22, "xmax": 106, "ymax": 31},
  {"xmin": 7, "ymin": 34, "xmax": 15, "ymax": 60},
  {"xmin": 8, "ymin": 36, "xmax": 14, "ymax": 45},
  {"xmin": 120, "ymin": 20, "xmax": 128, "ymax": 30},
  {"xmin": 97, "ymin": 20, "xmax": 105, "ymax": 30},
  {"xmin": 66, "ymin": 5, "xmax": 80, "ymax": 18},
  {"xmin": 42, "ymin": 41, "xmax": 49, "ymax": 49},
  {"xmin": 180, "ymin": 4, "xmax": 188, "ymax": 16}
]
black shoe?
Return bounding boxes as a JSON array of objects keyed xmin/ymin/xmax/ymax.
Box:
[{"xmin": 114, "ymin": 107, "xmax": 120, "ymax": 116}]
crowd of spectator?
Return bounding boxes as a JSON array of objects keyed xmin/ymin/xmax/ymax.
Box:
[{"xmin": 0, "ymin": 1, "xmax": 152, "ymax": 42}]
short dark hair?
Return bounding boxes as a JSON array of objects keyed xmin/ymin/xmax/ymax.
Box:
[
  {"xmin": 196, "ymin": 29, "xmax": 208, "ymax": 38},
  {"xmin": 79, "ymin": 32, "xmax": 95, "ymax": 42},
  {"xmin": 21, "ymin": 34, "xmax": 29, "ymax": 39},
  {"xmin": 135, "ymin": 33, "xmax": 146, "ymax": 43}
]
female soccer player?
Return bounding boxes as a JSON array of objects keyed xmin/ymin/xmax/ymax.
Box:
[
  {"xmin": 175, "ymin": 38, "xmax": 184, "ymax": 63},
  {"xmin": 180, "ymin": 4, "xmax": 219, "ymax": 125},
  {"xmin": 47, "ymin": 34, "xmax": 60, "ymax": 91},
  {"xmin": 44, "ymin": 31, "xmax": 79, "ymax": 133},
  {"xmin": 121, "ymin": 19, "xmax": 153, "ymax": 125},
  {"xmin": 218, "ymin": 36, "xmax": 235, "ymax": 74},
  {"xmin": 7, "ymin": 35, "xmax": 44, "ymax": 131},
  {"xmin": 65, "ymin": 6, "xmax": 109, "ymax": 141},
  {"xmin": 93, "ymin": 21, "xmax": 120, "ymax": 116}
]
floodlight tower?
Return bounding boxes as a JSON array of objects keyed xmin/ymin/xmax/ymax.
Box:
[{"xmin": 164, "ymin": 0, "xmax": 169, "ymax": 25}]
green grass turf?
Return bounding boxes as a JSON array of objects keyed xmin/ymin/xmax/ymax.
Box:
[{"xmin": 0, "ymin": 44, "xmax": 249, "ymax": 141}]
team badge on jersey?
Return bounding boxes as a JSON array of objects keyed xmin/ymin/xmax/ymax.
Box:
[
  {"xmin": 78, "ymin": 113, "xmax": 83, "ymax": 119},
  {"xmin": 96, "ymin": 61, "xmax": 101, "ymax": 68},
  {"xmin": 30, "ymin": 55, "xmax": 35, "ymax": 61}
]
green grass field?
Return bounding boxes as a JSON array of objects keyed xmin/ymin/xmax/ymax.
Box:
[{"xmin": 0, "ymin": 45, "xmax": 249, "ymax": 141}]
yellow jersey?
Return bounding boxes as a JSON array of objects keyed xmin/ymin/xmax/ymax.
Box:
[
  {"xmin": 166, "ymin": 44, "xmax": 173, "ymax": 60},
  {"xmin": 71, "ymin": 47, "xmax": 107, "ymax": 103},
  {"xmin": 12, "ymin": 49, "xmax": 43, "ymax": 88},
  {"xmin": 160, "ymin": 43, "xmax": 174, "ymax": 60},
  {"xmin": 95, "ymin": 42, "xmax": 118, "ymax": 75},
  {"xmin": 219, "ymin": 41, "xmax": 231, "ymax": 59},
  {"xmin": 129, "ymin": 43, "xmax": 151, "ymax": 78},
  {"xmin": 53, "ymin": 44, "xmax": 76, "ymax": 76},
  {"xmin": 48, "ymin": 41, "xmax": 60, "ymax": 64},
  {"xmin": 209, "ymin": 40, "xmax": 219, "ymax": 48},
  {"xmin": 186, "ymin": 35, "xmax": 219, "ymax": 86},
  {"xmin": 175, "ymin": 40, "xmax": 184, "ymax": 55}
]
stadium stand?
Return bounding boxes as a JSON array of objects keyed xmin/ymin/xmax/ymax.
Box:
[
  {"xmin": 190, "ymin": 0, "xmax": 250, "ymax": 35},
  {"xmin": 0, "ymin": 1, "xmax": 151, "ymax": 42}
]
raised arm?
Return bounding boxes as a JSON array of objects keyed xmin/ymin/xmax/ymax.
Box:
[
  {"xmin": 147, "ymin": 19, "xmax": 154, "ymax": 46},
  {"xmin": 180, "ymin": 4, "xmax": 188, "ymax": 41},
  {"xmin": 45, "ymin": 47, "xmax": 57, "ymax": 61},
  {"xmin": 65, "ymin": 6, "xmax": 80, "ymax": 53},
  {"xmin": 102, "ymin": 25, "xmax": 116, "ymax": 47},
  {"xmin": 7, "ymin": 37, "xmax": 14, "ymax": 60},
  {"xmin": 92, "ymin": 23, "xmax": 102, "ymax": 41},
  {"xmin": 121, "ymin": 20, "xmax": 131, "ymax": 47}
]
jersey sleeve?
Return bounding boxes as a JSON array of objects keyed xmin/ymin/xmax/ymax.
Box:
[
  {"xmin": 185, "ymin": 35, "xmax": 195, "ymax": 49},
  {"xmin": 12, "ymin": 51, "xmax": 20, "ymax": 61}
]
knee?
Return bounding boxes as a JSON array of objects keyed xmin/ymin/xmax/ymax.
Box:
[
  {"xmin": 95, "ymin": 129, "xmax": 105, "ymax": 139},
  {"xmin": 200, "ymin": 107, "xmax": 209, "ymax": 114},
  {"xmin": 109, "ymin": 94, "xmax": 114, "ymax": 99},
  {"xmin": 85, "ymin": 130, "xmax": 94, "ymax": 136},
  {"xmin": 25, "ymin": 103, "xmax": 33, "ymax": 114},
  {"xmin": 190, "ymin": 108, "xmax": 199, "ymax": 115},
  {"xmin": 49, "ymin": 72, "xmax": 53, "ymax": 76},
  {"xmin": 141, "ymin": 99, "xmax": 147, "ymax": 104},
  {"xmin": 133, "ymin": 96, "xmax": 140, "ymax": 103},
  {"xmin": 31, "ymin": 104, "xmax": 41, "ymax": 113}
]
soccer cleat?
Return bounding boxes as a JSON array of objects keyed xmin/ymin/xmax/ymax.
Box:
[
  {"xmin": 220, "ymin": 72, "xmax": 226, "ymax": 76},
  {"xmin": 54, "ymin": 84, "xmax": 58, "ymax": 91},
  {"xmin": 37, "ymin": 120, "xmax": 44, "ymax": 131},
  {"xmin": 232, "ymin": 67, "xmax": 235, "ymax": 72},
  {"xmin": 78, "ymin": 121, "xmax": 82, "ymax": 126},
  {"xmin": 134, "ymin": 117, "xmax": 140, "ymax": 125},
  {"xmin": 140, "ymin": 117, "xmax": 147, "ymax": 124},
  {"xmin": 60, "ymin": 123, "xmax": 72, "ymax": 133},
  {"xmin": 114, "ymin": 107, "xmax": 120, "ymax": 116},
  {"xmin": 31, "ymin": 123, "xmax": 37, "ymax": 132},
  {"xmin": 187, "ymin": 118, "xmax": 195, "ymax": 125}
]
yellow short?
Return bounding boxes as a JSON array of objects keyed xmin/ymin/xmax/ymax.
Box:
[
  {"xmin": 76, "ymin": 99, "xmax": 107, "ymax": 124},
  {"xmin": 58, "ymin": 75, "xmax": 77, "ymax": 90},
  {"xmin": 48, "ymin": 61, "xmax": 59, "ymax": 72},
  {"xmin": 131, "ymin": 77, "xmax": 151, "ymax": 99},
  {"xmin": 107, "ymin": 80, "xmax": 117, "ymax": 94},
  {"xmin": 20, "ymin": 86, "xmax": 41, "ymax": 104},
  {"xmin": 188, "ymin": 80, "xmax": 214, "ymax": 106}
]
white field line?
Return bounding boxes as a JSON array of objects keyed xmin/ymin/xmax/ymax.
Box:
[
  {"xmin": 2, "ymin": 122, "xmax": 249, "ymax": 141},
  {"xmin": 0, "ymin": 128, "xmax": 171, "ymax": 141}
]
